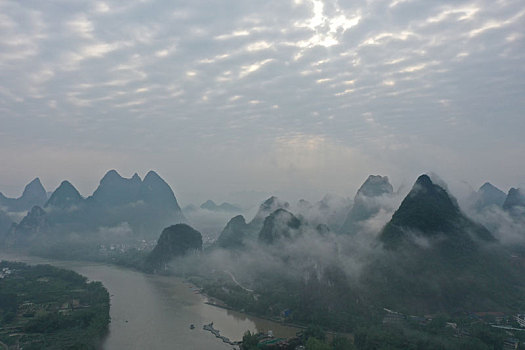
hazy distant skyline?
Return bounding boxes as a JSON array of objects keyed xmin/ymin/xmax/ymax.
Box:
[{"xmin": 1, "ymin": 0, "xmax": 524, "ymax": 205}]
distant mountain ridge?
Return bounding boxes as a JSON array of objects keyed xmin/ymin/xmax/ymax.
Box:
[
  {"xmin": 0, "ymin": 178, "xmax": 47, "ymax": 212},
  {"xmin": 90, "ymin": 170, "xmax": 142, "ymax": 206},
  {"xmin": 295, "ymin": 194, "xmax": 351, "ymax": 232},
  {"xmin": 4, "ymin": 170, "xmax": 525, "ymax": 325},
  {"xmin": 200, "ymin": 200, "xmax": 242, "ymax": 213},
  {"xmin": 340, "ymin": 175, "xmax": 393, "ymax": 235},
  {"xmin": 45, "ymin": 181, "xmax": 83, "ymax": 209},
  {"xmin": 474, "ymin": 182, "xmax": 507, "ymax": 211},
  {"xmin": 503, "ymin": 188, "xmax": 525, "ymax": 215},
  {"xmin": 3, "ymin": 170, "xmax": 185, "ymax": 246}
]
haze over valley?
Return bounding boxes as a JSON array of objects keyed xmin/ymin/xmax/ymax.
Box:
[
  {"xmin": 2, "ymin": 169, "xmax": 525, "ymax": 348},
  {"xmin": 1, "ymin": 0, "xmax": 525, "ymax": 348}
]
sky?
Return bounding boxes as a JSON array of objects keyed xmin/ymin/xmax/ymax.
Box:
[{"xmin": 1, "ymin": 0, "xmax": 524, "ymax": 206}]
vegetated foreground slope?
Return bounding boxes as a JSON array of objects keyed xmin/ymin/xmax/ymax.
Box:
[{"xmin": 0, "ymin": 261, "xmax": 110, "ymax": 350}]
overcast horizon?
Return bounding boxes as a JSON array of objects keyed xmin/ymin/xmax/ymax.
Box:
[{"xmin": 1, "ymin": 0, "xmax": 524, "ymax": 205}]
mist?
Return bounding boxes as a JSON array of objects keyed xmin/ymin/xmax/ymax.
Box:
[
  {"xmin": 167, "ymin": 187, "xmax": 408, "ymax": 294},
  {"xmin": 184, "ymin": 206, "xmax": 246, "ymax": 243},
  {"xmin": 1, "ymin": 0, "xmax": 525, "ymax": 347}
]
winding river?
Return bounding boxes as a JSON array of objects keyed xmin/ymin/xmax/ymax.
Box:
[{"xmin": 0, "ymin": 253, "xmax": 300, "ymax": 349}]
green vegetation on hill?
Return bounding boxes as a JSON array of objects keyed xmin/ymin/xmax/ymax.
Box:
[
  {"xmin": 145, "ymin": 224, "xmax": 202, "ymax": 272},
  {"xmin": 380, "ymin": 175, "xmax": 494, "ymax": 250},
  {"xmin": 365, "ymin": 175, "xmax": 525, "ymax": 314},
  {"xmin": 216, "ymin": 215, "xmax": 249, "ymax": 248},
  {"xmin": 258, "ymin": 209, "xmax": 302, "ymax": 244},
  {"xmin": 0, "ymin": 261, "xmax": 110, "ymax": 349}
]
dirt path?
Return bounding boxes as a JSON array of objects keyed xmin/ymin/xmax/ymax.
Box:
[{"xmin": 224, "ymin": 270, "xmax": 254, "ymax": 292}]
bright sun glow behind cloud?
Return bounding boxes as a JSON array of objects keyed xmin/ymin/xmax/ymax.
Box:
[{"xmin": 294, "ymin": 0, "xmax": 361, "ymax": 48}]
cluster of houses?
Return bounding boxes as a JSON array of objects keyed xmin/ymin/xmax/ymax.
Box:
[
  {"xmin": 201, "ymin": 322, "xmax": 304, "ymax": 350},
  {"xmin": 98, "ymin": 239, "xmax": 156, "ymax": 254},
  {"xmin": 382, "ymin": 308, "xmax": 524, "ymax": 350},
  {"xmin": 245, "ymin": 330, "xmax": 303, "ymax": 350},
  {"xmin": 17, "ymin": 298, "xmax": 86, "ymax": 318},
  {"xmin": 0, "ymin": 266, "xmax": 12, "ymax": 279},
  {"xmin": 515, "ymin": 314, "xmax": 525, "ymax": 328}
]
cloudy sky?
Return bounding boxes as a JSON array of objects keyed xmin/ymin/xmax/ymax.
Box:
[{"xmin": 1, "ymin": 0, "xmax": 524, "ymax": 205}]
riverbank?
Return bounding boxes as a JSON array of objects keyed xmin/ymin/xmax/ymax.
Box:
[
  {"xmin": 185, "ymin": 280, "xmax": 302, "ymax": 340},
  {"xmin": 1, "ymin": 250, "xmax": 338, "ymax": 346},
  {"xmin": 0, "ymin": 252, "xmax": 300, "ymax": 349},
  {"xmin": 204, "ymin": 298, "xmax": 307, "ymax": 331},
  {"xmin": 203, "ymin": 297, "xmax": 350, "ymax": 343},
  {"xmin": 4, "ymin": 248, "xmax": 324, "ymax": 337},
  {"xmin": 203, "ymin": 322, "xmax": 242, "ymax": 347}
]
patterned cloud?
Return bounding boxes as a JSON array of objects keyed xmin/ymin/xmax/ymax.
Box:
[{"xmin": 0, "ymin": 0, "xmax": 524, "ymax": 202}]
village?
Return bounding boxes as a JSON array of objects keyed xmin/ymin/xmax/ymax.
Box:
[
  {"xmin": 0, "ymin": 262, "xmax": 110, "ymax": 349},
  {"xmin": 382, "ymin": 308, "xmax": 525, "ymax": 350}
]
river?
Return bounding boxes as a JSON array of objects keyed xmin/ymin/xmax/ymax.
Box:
[{"xmin": 0, "ymin": 253, "xmax": 300, "ymax": 349}]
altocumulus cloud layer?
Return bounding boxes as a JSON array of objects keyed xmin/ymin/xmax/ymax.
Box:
[{"xmin": 0, "ymin": 0, "xmax": 524, "ymax": 202}]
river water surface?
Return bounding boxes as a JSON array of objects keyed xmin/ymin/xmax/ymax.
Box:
[{"xmin": 0, "ymin": 253, "xmax": 300, "ymax": 349}]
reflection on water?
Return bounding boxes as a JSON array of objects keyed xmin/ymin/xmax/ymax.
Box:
[{"xmin": 0, "ymin": 253, "xmax": 300, "ymax": 349}]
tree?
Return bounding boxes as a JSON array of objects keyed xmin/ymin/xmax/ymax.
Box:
[
  {"xmin": 332, "ymin": 335, "xmax": 356, "ymax": 350},
  {"xmin": 303, "ymin": 325, "xmax": 327, "ymax": 342},
  {"xmin": 306, "ymin": 337, "xmax": 331, "ymax": 350},
  {"xmin": 241, "ymin": 330, "xmax": 259, "ymax": 350}
]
